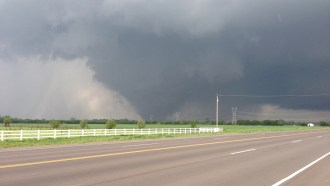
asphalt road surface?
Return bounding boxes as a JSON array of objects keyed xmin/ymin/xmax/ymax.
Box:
[{"xmin": 1, "ymin": 130, "xmax": 330, "ymax": 186}]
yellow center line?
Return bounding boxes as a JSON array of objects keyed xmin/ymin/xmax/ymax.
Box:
[{"xmin": 0, "ymin": 131, "xmax": 324, "ymax": 169}]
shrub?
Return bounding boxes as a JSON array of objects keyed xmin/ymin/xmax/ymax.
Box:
[
  {"xmin": 319, "ymin": 121, "xmax": 330, "ymax": 126},
  {"xmin": 190, "ymin": 120, "xmax": 199, "ymax": 128},
  {"xmin": 106, "ymin": 119, "xmax": 117, "ymax": 129},
  {"xmin": 137, "ymin": 120, "xmax": 146, "ymax": 129},
  {"xmin": 3, "ymin": 117, "xmax": 12, "ymax": 127},
  {"xmin": 49, "ymin": 120, "xmax": 61, "ymax": 129},
  {"xmin": 80, "ymin": 120, "xmax": 88, "ymax": 129}
]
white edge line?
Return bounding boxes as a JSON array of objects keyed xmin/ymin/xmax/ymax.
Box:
[
  {"xmin": 292, "ymin": 140, "xmax": 302, "ymax": 143},
  {"xmin": 316, "ymin": 136, "xmax": 322, "ymax": 138},
  {"xmin": 230, "ymin": 149, "xmax": 256, "ymax": 155},
  {"xmin": 272, "ymin": 152, "xmax": 330, "ymax": 186},
  {"xmin": 122, "ymin": 143, "xmax": 159, "ymax": 148}
]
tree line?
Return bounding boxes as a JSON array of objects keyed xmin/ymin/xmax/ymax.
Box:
[
  {"xmin": 0, "ymin": 117, "xmax": 138, "ymax": 125},
  {"xmin": 0, "ymin": 116, "xmax": 149, "ymax": 129},
  {"xmin": 237, "ymin": 120, "xmax": 330, "ymax": 126},
  {"xmin": 1, "ymin": 115, "xmax": 330, "ymax": 128},
  {"xmin": 0, "ymin": 117, "xmax": 211, "ymax": 125}
]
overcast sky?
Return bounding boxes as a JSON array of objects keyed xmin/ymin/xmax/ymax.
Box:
[{"xmin": 1, "ymin": 0, "xmax": 330, "ymax": 121}]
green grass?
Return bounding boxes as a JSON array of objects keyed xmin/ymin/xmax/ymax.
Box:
[
  {"xmin": 0, "ymin": 133, "xmax": 219, "ymax": 148},
  {"xmin": 222, "ymin": 125, "xmax": 326, "ymax": 133},
  {"xmin": 0, "ymin": 124, "xmax": 328, "ymax": 148}
]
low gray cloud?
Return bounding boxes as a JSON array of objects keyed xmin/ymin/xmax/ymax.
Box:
[{"xmin": 1, "ymin": 0, "xmax": 330, "ymax": 120}]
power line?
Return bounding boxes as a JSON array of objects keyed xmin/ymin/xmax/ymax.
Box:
[
  {"xmin": 236, "ymin": 114, "xmax": 330, "ymax": 121},
  {"xmin": 220, "ymin": 93, "xmax": 330, "ymax": 98},
  {"xmin": 236, "ymin": 114, "xmax": 260, "ymax": 119},
  {"xmin": 189, "ymin": 116, "xmax": 212, "ymax": 119},
  {"xmin": 236, "ymin": 111, "xmax": 312, "ymax": 116},
  {"xmin": 218, "ymin": 92, "xmax": 330, "ymax": 121}
]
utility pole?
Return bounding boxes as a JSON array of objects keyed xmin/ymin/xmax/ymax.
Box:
[
  {"xmin": 232, "ymin": 107, "xmax": 237, "ymax": 125},
  {"xmin": 216, "ymin": 94, "xmax": 219, "ymax": 128},
  {"xmin": 234, "ymin": 107, "xmax": 237, "ymax": 124}
]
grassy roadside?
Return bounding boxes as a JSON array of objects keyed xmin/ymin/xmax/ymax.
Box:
[
  {"xmin": 222, "ymin": 125, "xmax": 326, "ymax": 133},
  {"xmin": 0, "ymin": 125, "xmax": 328, "ymax": 148},
  {"xmin": 0, "ymin": 133, "xmax": 219, "ymax": 148}
]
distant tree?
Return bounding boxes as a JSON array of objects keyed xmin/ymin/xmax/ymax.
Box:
[
  {"xmin": 3, "ymin": 117, "xmax": 12, "ymax": 127},
  {"xmin": 137, "ymin": 120, "xmax": 146, "ymax": 129},
  {"xmin": 106, "ymin": 119, "xmax": 116, "ymax": 129},
  {"xmin": 190, "ymin": 120, "xmax": 199, "ymax": 128},
  {"xmin": 219, "ymin": 121, "xmax": 225, "ymax": 126},
  {"xmin": 277, "ymin": 120, "xmax": 285, "ymax": 126},
  {"xmin": 319, "ymin": 121, "xmax": 329, "ymax": 126},
  {"xmin": 49, "ymin": 120, "xmax": 61, "ymax": 129},
  {"xmin": 80, "ymin": 120, "xmax": 88, "ymax": 129}
]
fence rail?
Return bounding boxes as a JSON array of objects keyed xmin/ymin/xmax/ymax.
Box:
[{"xmin": 0, "ymin": 128, "xmax": 222, "ymax": 141}]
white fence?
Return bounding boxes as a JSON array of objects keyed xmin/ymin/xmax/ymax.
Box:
[{"xmin": 0, "ymin": 128, "xmax": 222, "ymax": 141}]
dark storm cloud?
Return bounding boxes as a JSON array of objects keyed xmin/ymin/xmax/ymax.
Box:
[{"xmin": 1, "ymin": 0, "xmax": 330, "ymax": 120}]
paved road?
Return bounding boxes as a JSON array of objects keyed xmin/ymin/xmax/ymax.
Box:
[{"xmin": 1, "ymin": 130, "xmax": 330, "ymax": 186}]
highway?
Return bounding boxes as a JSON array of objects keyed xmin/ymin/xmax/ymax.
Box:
[{"xmin": 1, "ymin": 130, "xmax": 330, "ymax": 186}]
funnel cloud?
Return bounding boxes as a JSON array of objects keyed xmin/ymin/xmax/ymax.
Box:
[{"xmin": 1, "ymin": 0, "xmax": 330, "ymax": 120}]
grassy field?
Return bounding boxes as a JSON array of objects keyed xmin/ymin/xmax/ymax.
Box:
[
  {"xmin": 222, "ymin": 125, "xmax": 325, "ymax": 133},
  {"xmin": 0, "ymin": 124, "xmax": 328, "ymax": 148},
  {"xmin": 0, "ymin": 133, "xmax": 220, "ymax": 148}
]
